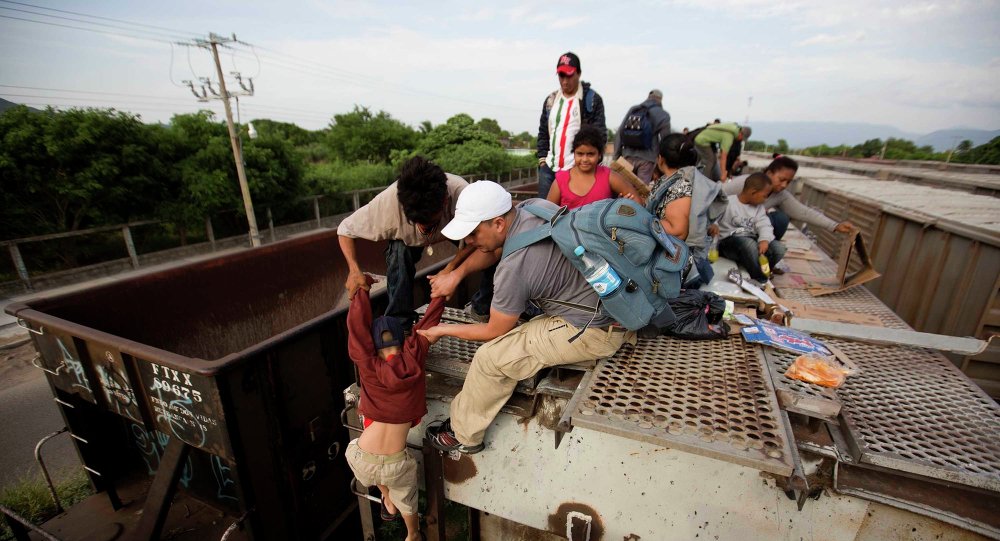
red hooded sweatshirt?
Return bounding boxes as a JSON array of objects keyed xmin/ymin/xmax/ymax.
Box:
[{"xmin": 347, "ymin": 288, "xmax": 445, "ymax": 424}]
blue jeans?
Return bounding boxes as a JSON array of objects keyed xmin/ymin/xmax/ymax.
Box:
[
  {"xmin": 385, "ymin": 240, "xmax": 424, "ymax": 326},
  {"xmin": 537, "ymin": 164, "xmax": 556, "ymax": 199},
  {"xmin": 769, "ymin": 209, "xmax": 790, "ymax": 241},
  {"xmin": 683, "ymin": 255, "xmax": 715, "ymax": 290},
  {"xmin": 469, "ymin": 263, "xmax": 497, "ymax": 316},
  {"xmin": 718, "ymin": 236, "xmax": 786, "ymax": 283},
  {"xmin": 385, "ymin": 240, "xmax": 497, "ymax": 323}
]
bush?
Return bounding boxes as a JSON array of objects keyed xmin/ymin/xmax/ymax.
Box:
[{"xmin": 304, "ymin": 161, "xmax": 396, "ymax": 194}]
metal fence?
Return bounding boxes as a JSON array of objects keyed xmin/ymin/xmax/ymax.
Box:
[{"xmin": 1, "ymin": 168, "xmax": 539, "ymax": 296}]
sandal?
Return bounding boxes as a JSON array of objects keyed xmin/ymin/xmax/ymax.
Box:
[{"xmin": 380, "ymin": 496, "xmax": 399, "ymax": 521}]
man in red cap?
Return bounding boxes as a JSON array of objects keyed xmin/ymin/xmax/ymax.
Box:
[{"xmin": 536, "ymin": 51, "xmax": 606, "ymax": 199}]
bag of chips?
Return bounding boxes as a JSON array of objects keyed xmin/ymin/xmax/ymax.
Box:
[{"xmin": 785, "ymin": 355, "xmax": 851, "ymax": 388}]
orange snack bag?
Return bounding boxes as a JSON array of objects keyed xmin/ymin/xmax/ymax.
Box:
[{"xmin": 785, "ymin": 355, "xmax": 850, "ymax": 388}]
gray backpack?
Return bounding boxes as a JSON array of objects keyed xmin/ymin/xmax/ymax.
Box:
[{"xmin": 502, "ymin": 199, "xmax": 688, "ymax": 332}]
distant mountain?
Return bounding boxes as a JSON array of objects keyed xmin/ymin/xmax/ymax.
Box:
[
  {"xmin": 0, "ymin": 97, "xmax": 41, "ymax": 114},
  {"xmin": 748, "ymin": 121, "xmax": 1000, "ymax": 151},
  {"xmin": 915, "ymin": 129, "xmax": 1000, "ymax": 152}
]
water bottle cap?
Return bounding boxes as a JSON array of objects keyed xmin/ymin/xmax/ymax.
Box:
[{"xmin": 574, "ymin": 245, "xmax": 585, "ymax": 257}]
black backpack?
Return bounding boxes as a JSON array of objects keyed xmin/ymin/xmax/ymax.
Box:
[{"xmin": 620, "ymin": 105, "xmax": 653, "ymax": 150}]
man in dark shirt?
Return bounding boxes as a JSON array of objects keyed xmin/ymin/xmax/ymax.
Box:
[{"xmin": 613, "ymin": 89, "xmax": 672, "ymax": 184}]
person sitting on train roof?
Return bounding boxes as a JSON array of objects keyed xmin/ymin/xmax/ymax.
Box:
[
  {"xmin": 645, "ymin": 133, "xmax": 727, "ymax": 289},
  {"xmin": 337, "ymin": 155, "xmax": 496, "ymax": 326},
  {"xmin": 345, "ymin": 274, "xmax": 445, "ymax": 541},
  {"xmin": 419, "ymin": 181, "xmax": 636, "ymax": 454},
  {"xmin": 722, "ymin": 154, "xmax": 855, "ymax": 242},
  {"xmin": 709, "ymin": 172, "xmax": 785, "ymax": 284},
  {"xmin": 546, "ymin": 125, "xmax": 642, "ymax": 210}
]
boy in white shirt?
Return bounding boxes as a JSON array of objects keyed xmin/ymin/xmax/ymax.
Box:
[{"xmin": 709, "ymin": 173, "xmax": 786, "ymax": 283}]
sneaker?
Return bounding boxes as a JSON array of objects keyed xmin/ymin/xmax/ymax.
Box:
[
  {"xmin": 463, "ymin": 303, "xmax": 489, "ymax": 323},
  {"xmin": 427, "ymin": 419, "xmax": 485, "ymax": 454}
]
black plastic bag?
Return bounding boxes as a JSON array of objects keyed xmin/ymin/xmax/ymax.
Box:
[{"xmin": 661, "ymin": 290, "xmax": 730, "ymax": 340}]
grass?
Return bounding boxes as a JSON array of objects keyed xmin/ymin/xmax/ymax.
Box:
[
  {"xmin": 0, "ymin": 471, "xmax": 93, "ymax": 540},
  {"xmin": 377, "ymin": 491, "xmax": 469, "ymax": 541}
]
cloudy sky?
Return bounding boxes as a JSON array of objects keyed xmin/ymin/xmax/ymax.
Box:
[{"xmin": 1, "ymin": 0, "xmax": 998, "ymax": 138}]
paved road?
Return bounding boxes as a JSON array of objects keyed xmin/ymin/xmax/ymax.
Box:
[{"xmin": 0, "ymin": 365, "xmax": 82, "ymax": 491}]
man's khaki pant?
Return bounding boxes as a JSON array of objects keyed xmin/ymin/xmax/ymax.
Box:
[{"xmin": 450, "ymin": 316, "xmax": 635, "ymax": 446}]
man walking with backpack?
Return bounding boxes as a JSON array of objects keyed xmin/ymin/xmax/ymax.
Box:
[
  {"xmin": 419, "ymin": 181, "xmax": 635, "ymax": 454},
  {"xmin": 613, "ymin": 89, "xmax": 672, "ymax": 184},
  {"xmin": 536, "ymin": 52, "xmax": 606, "ymax": 199}
]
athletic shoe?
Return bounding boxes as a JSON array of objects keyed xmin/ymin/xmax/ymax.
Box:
[{"xmin": 426, "ymin": 419, "xmax": 484, "ymax": 454}]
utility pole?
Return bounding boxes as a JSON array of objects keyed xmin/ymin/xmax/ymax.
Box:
[{"xmin": 183, "ymin": 33, "xmax": 260, "ymax": 247}]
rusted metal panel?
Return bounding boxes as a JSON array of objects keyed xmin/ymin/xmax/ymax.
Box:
[{"xmin": 5, "ymin": 230, "xmax": 455, "ymax": 539}]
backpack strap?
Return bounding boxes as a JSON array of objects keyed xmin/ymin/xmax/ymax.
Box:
[
  {"xmin": 502, "ymin": 225, "xmax": 552, "ymax": 260},
  {"xmin": 500, "ymin": 203, "xmax": 572, "ymax": 259}
]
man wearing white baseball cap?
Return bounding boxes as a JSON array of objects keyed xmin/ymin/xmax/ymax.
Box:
[{"xmin": 419, "ymin": 181, "xmax": 635, "ymax": 454}]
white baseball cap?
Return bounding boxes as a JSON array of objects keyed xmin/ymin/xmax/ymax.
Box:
[{"xmin": 441, "ymin": 181, "xmax": 513, "ymax": 240}]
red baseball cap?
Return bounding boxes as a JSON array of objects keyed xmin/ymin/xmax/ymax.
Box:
[{"xmin": 556, "ymin": 52, "xmax": 581, "ymax": 75}]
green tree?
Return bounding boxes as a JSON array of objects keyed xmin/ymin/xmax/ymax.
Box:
[
  {"xmin": 326, "ymin": 105, "xmax": 418, "ymax": 163},
  {"xmin": 956, "ymin": 139, "xmax": 973, "ymax": 154},
  {"xmin": 853, "ymin": 138, "xmax": 884, "ymax": 158},
  {"xmin": 155, "ymin": 111, "xmax": 305, "ymax": 240},
  {"xmin": 249, "ymin": 118, "xmax": 320, "ymax": 146},
  {"xmin": 0, "ymin": 106, "xmax": 164, "ymax": 239},
  {"xmin": 776, "ymin": 139, "xmax": 789, "ymax": 153},
  {"xmin": 394, "ymin": 113, "xmax": 514, "ymax": 176},
  {"xmin": 954, "ymin": 136, "xmax": 1000, "ymax": 165}
]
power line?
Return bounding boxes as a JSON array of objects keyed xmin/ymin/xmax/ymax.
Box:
[
  {"xmin": 0, "ymin": 0, "xmax": 198, "ymax": 37},
  {"xmin": 0, "ymin": 5, "xmax": 193, "ymax": 42},
  {"xmin": 0, "ymin": 13, "xmax": 176, "ymax": 44},
  {"xmin": 0, "ymin": 85, "xmax": 334, "ymax": 118},
  {"xmin": 3, "ymin": 3, "xmax": 535, "ymax": 115}
]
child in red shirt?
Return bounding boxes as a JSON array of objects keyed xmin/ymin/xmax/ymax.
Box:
[{"xmin": 346, "ymin": 275, "xmax": 443, "ymax": 541}]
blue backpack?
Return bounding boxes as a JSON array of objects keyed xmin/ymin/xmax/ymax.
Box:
[{"xmin": 501, "ymin": 199, "xmax": 689, "ymax": 333}]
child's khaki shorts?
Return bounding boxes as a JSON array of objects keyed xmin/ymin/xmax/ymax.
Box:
[{"xmin": 346, "ymin": 439, "xmax": 418, "ymax": 515}]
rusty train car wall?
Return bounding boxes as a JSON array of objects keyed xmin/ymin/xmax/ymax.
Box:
[{"xmin": 6, "ymin": 230, "xmax": 457, "ymax": 540}]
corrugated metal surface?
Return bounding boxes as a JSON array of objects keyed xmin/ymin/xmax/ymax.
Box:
[
  {"xmin": 791, "ymin": 166, "xmax": 1000, "ymax": 395},
  {"xmin": 748, "ymin": 152, "xmax": 1000, "ymax": 197}
]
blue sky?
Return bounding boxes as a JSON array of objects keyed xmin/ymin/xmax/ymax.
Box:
[{"xmin": 1, "ymin": 0, "xmax": 998, "ymax": 137}]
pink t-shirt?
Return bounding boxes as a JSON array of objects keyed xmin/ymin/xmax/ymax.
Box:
[{"xmin": 555, "ymin": 165, "xmax": 613, "ymax": 209}]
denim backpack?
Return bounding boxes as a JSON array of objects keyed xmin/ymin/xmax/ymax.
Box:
[{"xmin": 501, "ymin": 199, "xmax": 688, "ymax": 333}]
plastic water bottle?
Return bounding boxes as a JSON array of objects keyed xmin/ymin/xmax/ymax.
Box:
[
  {"xmin": 574, "ymin": 246, "xmax": 622, "ymax": 297},
  {"xmin": 707, "ymin": 236, "xmax": 720, "ymax": 263}
]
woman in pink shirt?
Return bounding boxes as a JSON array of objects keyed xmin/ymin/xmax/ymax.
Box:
[{"xmin": 546, "ymin": 125, "xmax": 640, "ymax": 209}]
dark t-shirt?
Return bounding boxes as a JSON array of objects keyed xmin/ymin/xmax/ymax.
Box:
[{"xmin": 492, "ymin": 199, "xmax": 614, "ymax": 328}]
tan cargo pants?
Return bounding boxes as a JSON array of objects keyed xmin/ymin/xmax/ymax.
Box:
[{"xmin": 450, "ymin": 316, "xmax": 635, "ymax": 446}]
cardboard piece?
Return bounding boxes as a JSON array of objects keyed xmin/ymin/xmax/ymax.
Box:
[
  {"xmin": 610, "ymin": 157, "xmax": 651, "ymax": 198},
  {"xmin": 807, "ymin": 230, "xmax": 881, "ymax": 297},
  {"xmin": 775, "ymin": 298, "xmax": 885, "ymax": 327}
]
